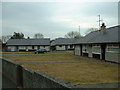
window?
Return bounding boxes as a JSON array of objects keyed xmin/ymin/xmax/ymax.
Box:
[
  {"xmin": 92, "ymin": 44, "xmax": 101, "ymax": 53},
  {"xmin": 82, "ymin": 45, "xmax": 88, "ymax": 53},
  {"xmin": 107, "ymin": 44, "xmax": 120, "ymax": 53}
]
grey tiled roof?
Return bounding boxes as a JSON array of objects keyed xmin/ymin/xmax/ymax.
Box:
[
  {"xmin": 75, "ymin": 25, "xmax": 120, "ymax": 44},
  {"xmin": 6, "ymin": 38, "xmax": 50, "ymax": 46},
  {"xmin": 55, "ymin": 38, "xmax": 76, "ymax": 45}
]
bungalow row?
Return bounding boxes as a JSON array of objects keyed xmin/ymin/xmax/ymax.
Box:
[
  {"xmin": 74, "ymin": 24, "xmax": 120, "ymax": 63},
  {"xmin": 6, "ymin": 38, "xmax": 50, "ymax": 51},
  {"xmin": 51, "ymin": 38, "xmax": 75, "ymax": 51},
  {"xmin": 6, "ymin": 38, "xmax": 75, "ymax": 52}
]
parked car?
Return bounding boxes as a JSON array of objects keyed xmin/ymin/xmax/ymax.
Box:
[{"xmin": 35, "ymin": 49, "xmax": 47, "ymax": 54}]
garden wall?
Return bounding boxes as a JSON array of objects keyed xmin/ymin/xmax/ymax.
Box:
[
  {"xmin": 2, "ymin": 58, "xmax": 119, "ymax": 89},
  {"xmin": 2, "ymin": 58, "xmax": 77, "ymax": 89}
]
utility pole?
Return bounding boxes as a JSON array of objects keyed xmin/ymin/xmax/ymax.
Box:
[
  {"xmin": 97, "ymin": 15, "xmax": 103, "ymax": 29},
  {"xmin": 79, "ymin": 25, "xmax": 80, "ymax": 36}
]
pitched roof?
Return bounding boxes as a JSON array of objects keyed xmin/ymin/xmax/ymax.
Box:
[
  {"xmin": 55, "ymin": 38, "xmax": 76, "ymax": 45},
  {"xmin": 75, "ymin": 25, "xmax": 120, "ymax": 44},
  {"xmin": 6, "ymin": 38, "xmax": 50, "ymax": 46}
]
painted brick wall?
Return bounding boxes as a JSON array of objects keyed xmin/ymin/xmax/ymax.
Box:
[
  {"xmin": 56, "ymin": 46, "xmax": 66, "ymax": 50},
  {"xmin": 75, "ymin": 45, "xmax": 80, "ymax": 56}
]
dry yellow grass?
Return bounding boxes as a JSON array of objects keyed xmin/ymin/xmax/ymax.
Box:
[{"xmin": 2, "ymin": 53, "xmax": 119, "ymax": 85}]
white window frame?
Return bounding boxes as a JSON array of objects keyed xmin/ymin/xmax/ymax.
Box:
[{"xmin": 106, "ymin": 44, "xmax": 120, "ymax": 53}]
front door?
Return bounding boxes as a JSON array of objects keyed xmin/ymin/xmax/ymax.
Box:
[
  {"xmin": 16, "ymin": 46, "xmax": 18, "ymax": 51},
  {"xmin": 80, "ymin": 45, "xmax": 82, "ymax": 56},
  {"xmin": 65, "ymin": 45, "xmax": 68, "ymax": 50},
  {"xmin": 101, "ymin": 44, "xmax": 106, "ymax": 60}
]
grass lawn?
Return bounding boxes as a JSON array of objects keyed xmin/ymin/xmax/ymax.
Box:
[{"xmin": 2, "ymin": 53, "xmax": 119, "ymax": 85}]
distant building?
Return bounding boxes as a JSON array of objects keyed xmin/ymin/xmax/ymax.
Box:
[
  {"xmin": 2, "ymin": 43, "xmax": 7, "ymax": 52},
  {"xmin": 50, "ymin": 40, "xmax": 56, "ymax": 51},
  {"xmin": 74, "ymin": 24, "xmax": 120, "ymax": 63},
  {"xmin": 6, "ymin": 38, "xmax": 50, "ymax": 52},
  {"xmin": 54, "ymin": 38, "xmax": 75, "ymax": 51}
]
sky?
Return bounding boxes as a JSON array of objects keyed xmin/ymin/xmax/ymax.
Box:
[{"xmin": 1, "ymin": 0, "xmax": 119, "ymax": 39}]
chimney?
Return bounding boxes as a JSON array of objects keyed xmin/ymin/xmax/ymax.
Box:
[
  {"xmin": 27, "ymin": 37, "xmax": 30, "ymax": 39},
  {"xmin": 101, "ymin": 23, "xmax": 106, "ymax": 34},
  {"xmin": 101, "ymin": 23, "xmax": 106, "ymax": 30}
]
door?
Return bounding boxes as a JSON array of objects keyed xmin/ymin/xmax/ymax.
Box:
[
  {"xmin": 80, "ymin": 45, "xmax": 82, "ymax": 56},
  {"xmin": 65, "ymin": 45, "xmax": 68, "ymax": 50},
  {"xmin": 101, "ymin": 44, "xmax": 106, "ymax": 60}
]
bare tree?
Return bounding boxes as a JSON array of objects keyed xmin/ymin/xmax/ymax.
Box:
[
  {"xmin": 10, "ymin": 32, "xmax": 24, "ymax": 39},
  {"xmin": 85, "ymin": 28, "xmax": 98, "ymax": 35},
  {"xmin": 64, "ymin": 31, "xmax": 81, "ymax": 38},
  {"xmin": 1, "ymin": 35, "xmax": 12, "ymax": 43},
  {"xmin": 34, "ymin": 33, "xmax": 44, "ymax": 39}
]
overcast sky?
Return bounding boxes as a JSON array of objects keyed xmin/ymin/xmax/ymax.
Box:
[{"xmin": 1, "ymin": 1, "xmax": 119, "ymax": 39}]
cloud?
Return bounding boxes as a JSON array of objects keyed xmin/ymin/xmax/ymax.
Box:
[
  {"xmin": 2, "ymin": 0, "xmax": 120, "ymax": 2},
  {"xmin": 2, "ymin": 2, "xmax": 118, "ymax": 39},
  {"xmin": 51, "ymin": 17, "xmax": 72, "ymax": 22}
]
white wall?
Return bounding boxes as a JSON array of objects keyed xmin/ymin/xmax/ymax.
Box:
[
  {"xmin": 67, "ymin": 45, "xmax": 74, "ymax": 49},
  {"xmin": 8, "ymin": 46, "xmax": 16, "ymax": 51},
  {"xmin": 105, "ymin": 52, "xmax": 120, "ymax": 63},
  {"xmin": 75, "ymin": 45, "xmax": 80, "ymax": 56},
  {"xmin": 34, "ymin": 46, "xmax": 38, "ymax": 49},
  {"xmin": 40, "ymin": 46, "xmax": 50, "ymax": 51},
  {"xmin": 92, "ymin": 44, "xmax": 101, "ymax": 59},
  {"xmin": 67, "ymin": 45, "xmax": 70, "ymax": 49},
  {"xmin": 92, "ymin": 44, "xmax": 101, "ymax": 54},
  {"xmin": 87, "ymin": 45, "xmax": 92, "ymax": 57},
  {"xmin": 56, "ymin": 45, "xmax": 65, "ymax": 50},
  {"xmin": 45, "ymin": 46, "xmax": 50, "ymax": 51},
  {"xmin": 75, "ymin": 44, "xmax": 92, "ymax": 57},
  {"xmin": 82, "ymin": 45, "xmax": 89, "ymax": 53},
  {"xmin": 18, "ymin": 46, "xmax": 26, "ymax": 49},
  {"xmin": 105, "ymin": 44, "xmax": 120, "ymax": 63},
  {"xmin": 7, "ymin": 45, "xmax": 50, "ymax": 51},
  {"xmin": 27, "ymin": 46, "xmax": 32, "ymax": 49}
]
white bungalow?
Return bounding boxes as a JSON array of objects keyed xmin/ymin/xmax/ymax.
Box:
[
  {"xmin": 6, "ymin": 38, "xmax": 50, "ymax": 52},
  {"xmin": 74, "ymin": 24, "xmax": 120, "ymax": 63},
  {"xmin": 54, "ymin": 38, "xmax": 75, "ymax": 51}
]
